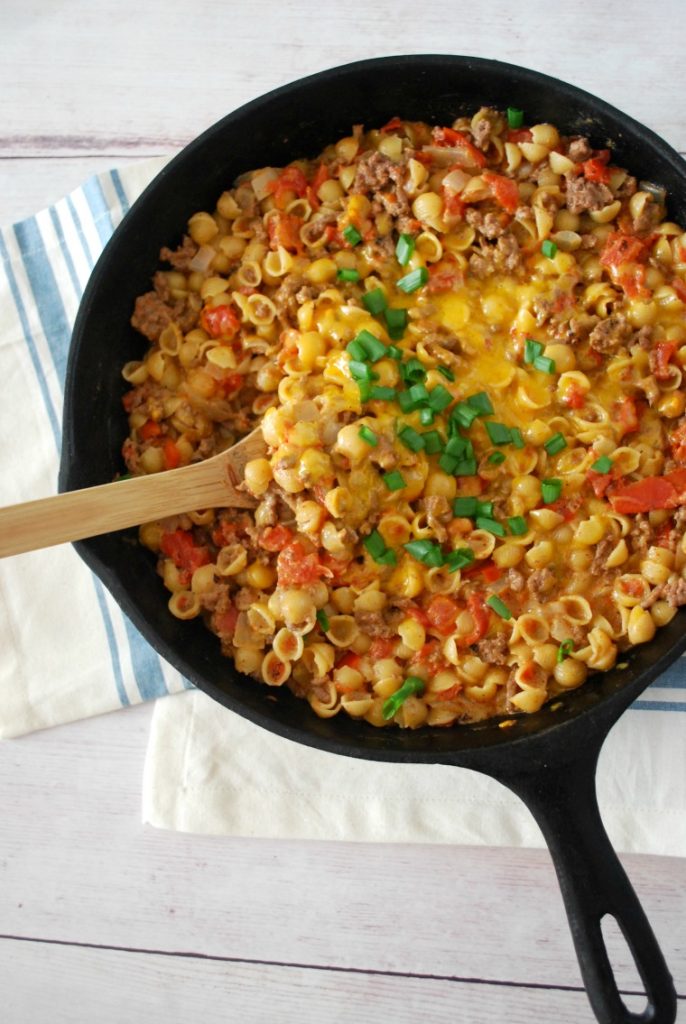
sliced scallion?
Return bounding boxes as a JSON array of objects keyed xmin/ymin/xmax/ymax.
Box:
[
  {"xmin": 358, "ymin": 425, "xmax": 378, "ymax": 446},
  {"xmin": 397, "ymin": 266, "xmax": 429, "ymax": 293},
  {"xmin": 541, "ymin": 478, "xmax": 562, "ymax": 504},
  {"xmin": 383, "ymin": 470, "xmax": 406, "ymax": 492},
  {"xmin": 337, "ymin": 268, "xmax": 360, "ymax": 282},
  {"xmin": 362, "ymin": 288, "xmax": 387, "ymax": 315},
  {"xmin": 487, "ymin": 595, "xmax": 512, "ymax": 620},
  {"xmin": 382, "ymin": 676, "xmax": 425, "ymax": 720},
  {"xmin": 592, "ymin": 455, "xmax": 613, "ymax": 474},
  {"xmin": 343, "ymin": 225, "xmax": 362, "ymax": 246},
  {"xmin": 544, "ymin": 432, "xmax": 567, "ymax": 456},
  {"xmin": 395, "ymin": 233, "xmax": 416, "ymax": 266},
  {"xmin": 507, "ymin": 107, "xmax": 524, "ymax": 129}
]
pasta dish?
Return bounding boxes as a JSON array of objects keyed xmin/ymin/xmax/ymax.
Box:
[{"xmin": 120, "ymin": 107, "xmax": 686, "ymax": 728}]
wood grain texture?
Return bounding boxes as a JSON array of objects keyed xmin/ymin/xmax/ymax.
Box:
[
  {"xmin": 0, "ymin": 705, "xmax": 683, "ymax": 999},
  {"xmin": 0, "ymin": 937, "xmax": 623, "ymax": 1024}
]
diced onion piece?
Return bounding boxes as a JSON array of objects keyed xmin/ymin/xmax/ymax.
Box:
[
  {"xmin": 188, "ymin": 245, "xmax": 216, "ymax": 273},
  {"xmin": 639, "ymin": 181, "xmax": 667, "ymax": 204},
  {"xmin": 251, "ymin": 167, "xmax": 279, "ymax": 200},
  {"xmin": 442, "ymin": 168, "xmax": 472, "ymax": 194}
]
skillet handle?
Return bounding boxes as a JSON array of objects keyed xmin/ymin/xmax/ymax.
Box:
[{"xmin": 500, "ymin": 750, "xmax": 677, "ymax": 1024}]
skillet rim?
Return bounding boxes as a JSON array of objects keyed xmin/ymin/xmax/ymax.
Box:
[{"xmin": 59, "ymin": 53, "xmax": 686, "ymax": 768}]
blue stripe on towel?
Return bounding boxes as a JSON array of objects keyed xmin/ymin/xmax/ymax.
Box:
[
  {"xmin": 109, "ymin": 169, "xmax": 131, "ymax": 216},
  {"xmin": 632, "ymin": 699, "xmax": 686, "ymax": 712}
]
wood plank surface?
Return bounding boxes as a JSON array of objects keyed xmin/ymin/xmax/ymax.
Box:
[{"xmin": 0, "ymin": 937, "xmax": 623, "ymax": 1024}]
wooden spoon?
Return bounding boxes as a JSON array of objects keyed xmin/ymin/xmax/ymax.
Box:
[{"xmin": 0, "ymin": 428, "xmax": 266, "ymax": 558}]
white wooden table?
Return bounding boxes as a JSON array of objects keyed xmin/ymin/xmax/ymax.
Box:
[{"xmin": 1, "ymin": 2, "xmax": 685, "ymax": 1021}]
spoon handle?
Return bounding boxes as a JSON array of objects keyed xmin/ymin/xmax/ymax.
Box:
[{"xmin": 0, "ymin": 456, "xmax": 253, "ymax": 558}]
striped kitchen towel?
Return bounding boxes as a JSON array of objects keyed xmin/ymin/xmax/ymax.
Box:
[
  {"xmin": 0, "ymin": 159, "xmax": 685, "ymax": 747},
  {"xmin": 0, "ymin": 158, "xmax": 193, "ymax": 739}
]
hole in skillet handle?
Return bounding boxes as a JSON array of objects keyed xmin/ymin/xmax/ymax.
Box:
[
  {"xmin": 601, "ymin": 914, "xmax": 650, "ymax": 1017},
  {"xmin": 485, "ymin": 723, "xmax": 677, "ymax": 1024}
]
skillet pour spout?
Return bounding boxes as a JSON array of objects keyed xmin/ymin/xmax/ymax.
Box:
[{"xmin": 59, "ymin": 55, "xmax": 685, "ymax": 1024}]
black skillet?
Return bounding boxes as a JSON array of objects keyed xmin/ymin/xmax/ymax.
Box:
[{"xmin": 58, "ymin": 56, "xmax": 684, "ymax": 1024}]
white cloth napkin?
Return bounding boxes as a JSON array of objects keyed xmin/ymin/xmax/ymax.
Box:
[{"xmin": 2, "ymin": 160, "xmax": 685, "ymax": 854}]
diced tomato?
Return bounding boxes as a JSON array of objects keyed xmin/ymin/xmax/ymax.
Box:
[
  {"xmin": 431, "ymin": 127, "xmax": 486, "ymax": 167},
  {"xmin": 442, "ymin": 183, "xmax": 465, "ymax": 219},
  {"xmin": 276, "ymin": 540, "xmax": 330, "ymax": 587},
  {"xmin": 600, "ymin": 232, "xmax": 650, "ymax": 271},
  {"xmin": 481, "ymin": 563, "xmax": 502, "ymax": 583},
  {"xmin": 213, "ymin": 604, "xmax": 238, "ymax": 637},
  {"xmin": 410, "ymin": 640, "xmax": 445, "ymax": 676},
  {"xmin": 368, "ymin": 638, "xmax": 395, "ymax": 660},
  {"xmin": 655, "ymin": 521, "xmax": 677, "ymax": 549},
  {"xmin": 267, "ymin": 212, "xmax": 304, "ymax": 253},
  {"xmin": 433, "ymin": 684, "xmax": 462, "ymax": 702},
  {"xmin": 482, "ymin": 170, "xmax": 519, "ymax": 214},
  {"xmin": 562, "ymin": 382, "xmax": 586, "ymax": 410},
  {"xmin": 462, "ymin": 559, "xmax": 494, "ymax": 580},
  {"xmin": 337, "ymin": 652, "xmax": 362, "ymax": 671},
  {"xmin": 673, "ymin": 278, "xmax": 686, "ymax": 303},
  {"xmin": 616, "ymin": 396, "xmax": 640, "ymax": 439},
  {"xmin": 670, "ymin": 421, "xmax": 686, "ymax": 463},
  {"xmin": 212, "ymin": 519, "xmax": 238, "ymax": 547},
  {"xmin": 652, "ymin": 341, "xmax": 677, "ymax": 381},
  {"xmin": 139, "ymin": 419, "xmax": 162, "ymax": 441},
  {"xmin": 160, "ymin": 529, "xmax": 210, "ymax": 584},
  {"xmin": 267, "ymin": 166, "xmax": 308, "ymax": 209},
  {"xmin": 122, "ymin": 391, "xmax": 135, "ymax": 412},
  {"xmin": 380, "ymin": 116, "xmax": 403, "ymax": 133},
  {"xmin": 220, "ymin": 371, "xmax": 244, "ymax": 396},
  {"xmin": 200, "ymin": 304, "xmax": 240, "ymax": 340},
  {"xmin": 426, "ymin": 595, "xmax": 460, "ymax": 636},
  {"xmin": 457, "ymin": 592, "xmax": 490, "ymax": 648},
  {"xmin": 586, "ymin": 469, "xmax": 612, "ymax": 498},
  {"xmin": 405, "ymin": 605, "xmax": 431, "ymax": 629},
  {"xmin": 427, "ymin": 263, "xmax": 463, "ymax": 292},
  {"xmin": 506, "ymin": 128, "xmax": 533, "ymax": 144},
  {"xmin": 618, "ymin": 264, "xmax": 649, "ymax": 299},
  {"xmin": 163, "ymin": 438, "xmax": 181, "ymax": 470},
  {"xmin": 259, "ymin": 525, "xmax": 293, "ymax": 551},
  {"xmin": 544, "ymin": 496, "xmax": 583, "ymax": 522},
  {"xmin": 609, "ymin": 468, "xmax": 686, "ymax": 514},
  {"xmin": 582, "ymin": 157, "xmax": 611, "ymax": 185},
  {"xmin": 310, "ymin": 162, "xmax": 329, "ymax": 192}
]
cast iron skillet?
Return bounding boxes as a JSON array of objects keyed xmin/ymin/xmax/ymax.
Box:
[{"xmin": 59, "ymin": 56, "xmax": 684, "ymax": 1024}]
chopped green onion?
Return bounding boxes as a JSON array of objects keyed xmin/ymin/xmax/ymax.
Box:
[
  {"xmin": 508, "ymin": 516, "xmax": 528, "ymax": 536},
  {"xmin": 541, "ymin": 478, "xmax": 562, "ymax": 504},
  {"xmin": 452, "ymin": 402, "xmax": 479, "ymax": 429},
  {"xmin": 397, "ymin": 391, "xmax": 416, "ymax": 413},
  {"xmin": 356, "ymin": 329, "xmax": 387, "ymax": 363},
  {"xmin": 510, "ymin": 427, "xmax": 524, "ymax": 449},
  {"xmin": 420, "ymin": 407, "xmax": 435, "ymax": 426},
  {"xmin": 524, "ymin": 338, "xmax": 543, "ymax": 364},
  {"xmin": 404, "ymin": 540, "xmax": 444, "ymax": 567},
  {"xmin": 488, "ymin": 451, "xmax": 506, "ymax": 465},
  {"xmin": 382, "ymin": 676, "xmax": 425, "ymax": 720},
  {"xmin": 337, "ymin": 268, "xmax": 360, "ymax": 282},
  {"xmin": 487, "ymin": 595, "xmax": 513, "ymax": 620},
  {"xmin": 383, "ymin": 470, "xmax": 406, "ymax": 492},
  {"xmin": 445, "ymin": 547, "xmax": 475, "ymax": 572},
  {"xmin": 408, "ymin": 382, "xmax": 430, "ymax": 406},
  {"xmin": 438, "ymin": 365, "xmax": 455, "ymax": 382},
  {"xmin": 369, "ymin": 385, "xmax": 397, "ymax": 402},
  {"xmin": 362, "ymin": 288, "xmax": 387, "ymax": 315},
  {"xmin": 476, "ymin": 517, "xmax": 506, "ymax": 537},
  {"xmin": 363, "ymin": 530, "xmax": 386, "ymax": 559},
  {"xmin": 544, "ymin": 432, "xmax": 567, "ymax": 456},
  {"xmin": 343, "ymin": 224, "xmax": 362, "ymax": 246},
  {"xmin": 384, "ymin": 307, "xmax": 409, "ymax": 340},
  {"xmin": 467, "ymin": 391, "xmax": 494, "ymax": 415},
  {"xmin": 395, "ymin": 233, "xmax": 416, "ymax": 266},
  {"xmin": 387, "ymin": 344, "xmax": 403, "ymax": 360},
  {"xmin": 117, "ymin": 473, "xmax": 132, "ymax": 481},
  {"xmin": 485, "ymin": 421, "xmax": 512, "ymax": 445},
  {"xmin": 453, "ymin": 496, "xmax": 478, "ymax": 517},
  {"xmin": 476, "ymin": 500, "xmax": 494, "ymax": 517},
  {"xmin": 533, "ymin": 354, "xmax": 556, "ymax": 374},
  {"xmin": 439, "ymin": 452, "xmax": 458, "ymax": 474},
  {"xmin": 402, "ymin": 357, "xmax": 427, "ymax": 384},
  {"xmin": 423, "ymin": 430, "xmax": 444, "ymax": 455},
  {"xmin": 507, "ymin": 107, "xmax": 524, "ymax": 129},
  {"xmin": 375, "ymin": 548, "xmax": 398, "ymax": 566},
  {"xmin": 427, "ymin": 384, "xmax": 453, "ymax": 412},
  {"xmin": 349, "ymin": 360, "xmax": 377, "ymax": 382},
  {"xmin": 346, "ymin": 339, "xmax": 367, "ymax": 361},
  {"xmin": 358, "ymin": 425, "xmax": 378, "ymax": 446},
  {"xmin": 445, "ymin": 435, "xmax": 468, "ymax": 458},
  {"xmin": 454, "ymin": 458, "xmax": 477, "ymax": 476},
  {"xmin": 397, "ymin": 266, "xmax": 429, "ymax": 294},
  {"xmin": 398, "ymin": 425, "xmax": 425, "ymax": 452},
  {"xmin": 557, "ymin": 639, "xmax": 575, "ymax": 663},
  {"xmin": 316, "ymin": 608, "xmax": 330, "ymax": 632},
  {"xmin": 357, "ymin": 381, "xmax": 372, "ymax": 403},
  {"xmin": 592, "ymin": 455, "xmax": 613, "ymax": 474},
  {"xmin": 542, "ymin": 239, "xmax": 558, "ymax": 259}
]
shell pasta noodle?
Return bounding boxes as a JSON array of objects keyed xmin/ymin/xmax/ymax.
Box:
[{"xmin": 121, "ymin": 107, "xmax": 686, "ymax": 729}]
